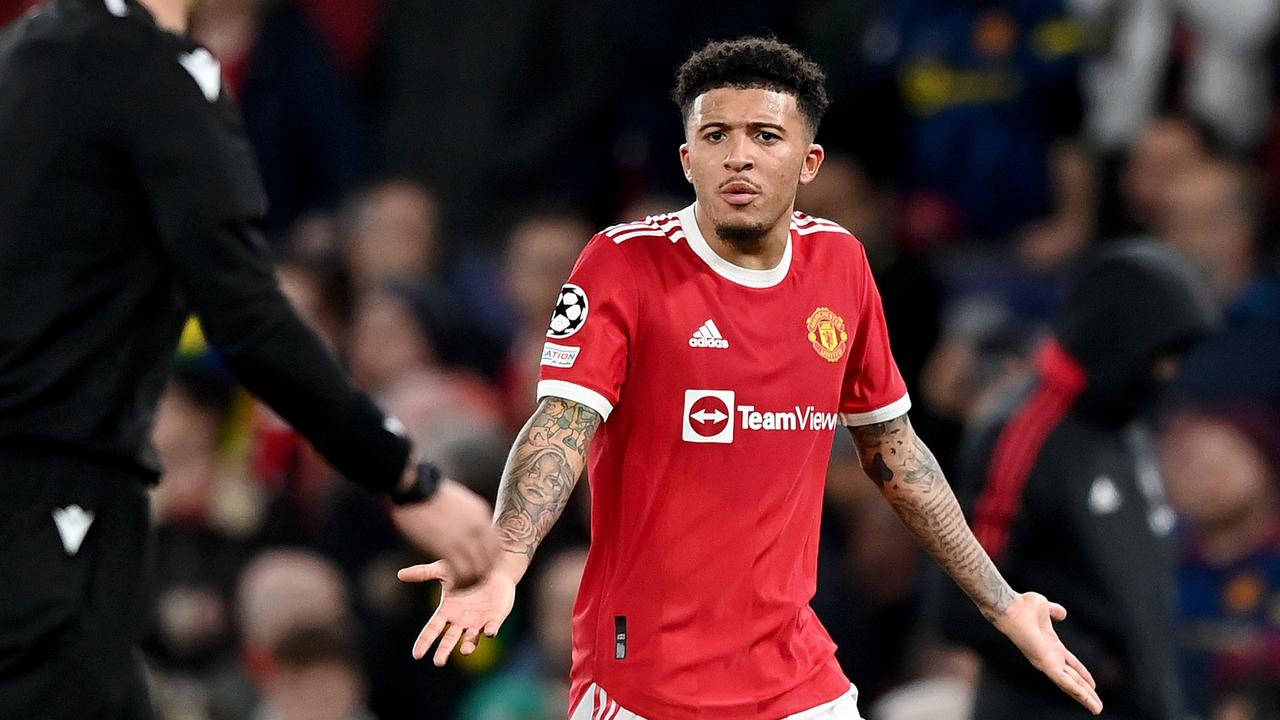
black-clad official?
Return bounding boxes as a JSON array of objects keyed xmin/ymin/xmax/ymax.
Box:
[{"xmin": 0, "ymin": 0, "xmax": 497, "ymax": 716}]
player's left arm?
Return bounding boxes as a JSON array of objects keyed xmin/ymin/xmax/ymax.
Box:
[{"xmin": 848, "ymin": 413, "xmax": 1103, "ymax": 715}]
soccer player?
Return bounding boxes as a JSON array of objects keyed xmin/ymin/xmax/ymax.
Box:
[{"xmin": 400, "ymin": 37, "xmax": 1103, "ymax": 718}]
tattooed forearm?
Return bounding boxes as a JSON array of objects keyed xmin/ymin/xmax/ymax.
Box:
[
  {"xmin": 494, "ymin": 397, "xmax": 601, "ymax": 559},
  {"xmin": 849, "ymin": 415, "xmax": 1015, "ymax": 621}
]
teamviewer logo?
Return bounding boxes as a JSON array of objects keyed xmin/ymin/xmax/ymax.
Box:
[{"xmin": 682, "ymin": 389, "xmax": 735, "ymax": 444}]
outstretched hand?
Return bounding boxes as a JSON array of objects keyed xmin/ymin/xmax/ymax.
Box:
[
  {"xmin": 992, "ymin": 592, "xmax": 1103, "ymax": 715},
  {"xmin": 397, "ymin": 561, "xmax": 516, "ymax": 666}
]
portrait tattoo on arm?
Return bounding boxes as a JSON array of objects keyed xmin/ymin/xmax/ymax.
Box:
[
  {"xmin": 494, "ymin": 397, "xmax": 602, "ymax": 559},
  {"xmin": 849, "ymin": 414, "xmax": 1015, "ymax": 621}
]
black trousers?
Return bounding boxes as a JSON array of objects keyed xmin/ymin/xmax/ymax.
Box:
[{"xmin": 0, "ymin": 448, "xmax": 154, "ymax": 719}]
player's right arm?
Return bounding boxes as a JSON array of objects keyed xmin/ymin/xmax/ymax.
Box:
[
  {"xmin": 398, "ymin": 395, "xmax": 601, "ymax": 665},
  {"xmin": 398, "ymin": 230, "xmax": 634, "ymax": 665}
]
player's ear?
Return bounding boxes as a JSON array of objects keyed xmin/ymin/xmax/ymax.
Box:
[
  {"xmin": 798, "ymin": 143, "xmax": 824, "ymax": 186},
  {"xmin": 679, "ymin": 143, "xmax": 693, "ymax": 184}
]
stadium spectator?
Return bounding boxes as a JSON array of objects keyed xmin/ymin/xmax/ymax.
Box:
[
  {"xmin": 1109, "ymin": 116, "xmax": 1212, "ymax": 239},
  {"xmin": 859, "ymin": 0, "xmax": 1092, "ymax": 249},
  {"xmin": 499, "ymin": 211, "xmax": 593, "ymax": 427},
  {"xmin": 339, "ymin": 180, "xmax": 443, "ymax": 291},
  {"xmin": 1163, "ymin": 407, "xmax": 1280, "ymax": 716},
  {"xmin": 236, "ymin": 550, "xmax": 376, "ymax": 720},
  {"xmin": 1158, "ymin": 159, "xmax": 1280, "ymax": 409}
]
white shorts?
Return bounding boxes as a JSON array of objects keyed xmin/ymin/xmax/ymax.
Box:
[{"xmin": 568, "ymin": 683, "xmax": 864, "ymax": 720}]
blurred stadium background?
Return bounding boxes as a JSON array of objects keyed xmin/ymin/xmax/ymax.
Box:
[{"xmin": 3, "ymin": 1, "xmax": 1279, "ymax": 718}]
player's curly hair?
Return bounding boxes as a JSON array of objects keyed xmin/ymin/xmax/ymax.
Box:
[{"xmin": 672, "ymin": 37, "xmax": 830, "ymax": 135}]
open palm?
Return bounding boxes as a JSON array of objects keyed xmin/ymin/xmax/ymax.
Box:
[
  {"xmin": 993, "ymin": 591, "xmax": 1103, "ymax": 715},
  {"xmin": 398, "ymin": 561, "xmax": 516, "ymax": 666}
]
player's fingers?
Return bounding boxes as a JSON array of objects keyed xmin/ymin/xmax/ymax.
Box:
[
  {"xmin": 1055, "ymin": 666, "xmax": 1102, "ymax": 715},
  {"xmin": 458, "ymin": 627, "xmax": 482, "ymax": 655},
  {"xmin": 433, "ymin": 623, "xmax": 466, "ymax": 667},
  {"xmin": 1066, "ymin": 651, "xmax": 1096, "ymax": 689},
  {"xmin": 482, "ymin": 617, "xmax": 504, "ymax": 637},
  {"xmin": 412, "ymin": 612, "xmax": 450, "ymax": 660},
  {"xmin": 398, "ymin": 562, "xmax": 450, "ymax": 584},
  {"xmin": 1048, "ymin": 601, "xmax": 1067, "ymax": 622},
  {"xmin": 1081, "ymin": 685, "xmax": 1103, "ymax": 714}
]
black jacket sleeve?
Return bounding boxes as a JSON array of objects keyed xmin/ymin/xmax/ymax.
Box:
[
  {"xmin": 927, "ymin": 413, "xmax": 1117, "ymax": 688},
  {"xmin": 104, "ymin": 30, "xmax": 410, "ymax": 493}
]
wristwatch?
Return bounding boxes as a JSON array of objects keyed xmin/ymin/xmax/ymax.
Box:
[{"xmin": 388, "ymin": 461, "xmax": 442, "ymax": 506}]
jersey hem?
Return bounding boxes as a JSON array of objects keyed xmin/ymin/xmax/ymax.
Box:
[
  {"xmin": 537, "ymin": 379, "xmax": 615, "ymax": 421},
  {"xmin": 840, "ymin": 392, "xmax": 912, "ymax": 427},
  {"xmin": 575, "ymin": 667, "xmax": 852, "ymax": 719},
  {"xmin": 783, "ymin": 685, "xmax": 857, "ymax": 720}
]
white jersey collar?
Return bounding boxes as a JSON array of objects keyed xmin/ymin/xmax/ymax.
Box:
[{"xmin": 677, "ymin": 203, "xmax": 792, "ymax": 289}]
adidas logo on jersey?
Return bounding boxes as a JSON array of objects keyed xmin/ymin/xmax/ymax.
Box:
[{"xmin": 689, "ymin": 319, "xmax": 729, "ymax": 349}]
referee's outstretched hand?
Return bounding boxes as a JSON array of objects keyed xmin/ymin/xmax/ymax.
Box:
[
  {"xmin": 397, "ymin": 561, "xmax": 517, "ymax": 666},
  {"xmin": 391, "ymin": 478, "xmax": 500, "ymax": 590},
  {"xmin": 992, "ymin": 591, "xmax": 1103, "ymax": 715}
]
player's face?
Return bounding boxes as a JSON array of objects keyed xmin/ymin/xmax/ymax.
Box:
[{"xmin": 679, "ymin": 88, "xmax": 823, "ymax": 246}]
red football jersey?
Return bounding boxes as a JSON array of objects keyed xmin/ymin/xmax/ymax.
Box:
[{"xmin": 538, "ymin": 204, "xmax": 910, "ymax": 719}]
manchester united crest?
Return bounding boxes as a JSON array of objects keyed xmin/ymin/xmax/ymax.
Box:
[{"xmin": 806, "ymin": 307, "xmax": 848, "ymax": 362}]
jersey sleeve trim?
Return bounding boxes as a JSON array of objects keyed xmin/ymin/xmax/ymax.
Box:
[
  {"xmin": 840, "ymin": 392, "xmax": 912, "ymax": 427},
  {"xmin": 537, "ymin": 379, "xmax": 615, "ymax": 421}
]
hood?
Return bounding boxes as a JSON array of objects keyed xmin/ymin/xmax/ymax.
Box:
[{"xmin": 1052, "ymin": 241, "xmax": 1217, "ymax": 423}]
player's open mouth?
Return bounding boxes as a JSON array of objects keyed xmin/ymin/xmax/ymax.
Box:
[{"xmin": 720, "ymin": 182, "xmax": 759, "ymax": 206}]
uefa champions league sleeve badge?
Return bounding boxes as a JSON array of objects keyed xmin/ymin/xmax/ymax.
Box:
[{"xmin": 548, "ymin": 284, "xmax": 589, "ymax": 339}]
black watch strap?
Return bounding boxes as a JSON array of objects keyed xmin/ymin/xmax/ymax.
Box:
[{"xmin": 389, "ymin": 461, "xmax": 442, "ymax": 506}]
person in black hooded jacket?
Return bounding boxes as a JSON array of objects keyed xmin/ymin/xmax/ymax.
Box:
[{"xmin": 931, "ymin": 242, "xmax": 1217, "ymax": 719}]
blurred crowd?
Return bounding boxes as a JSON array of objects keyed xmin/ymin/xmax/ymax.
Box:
[{"xmin": 3, "ymin": 0, "xmax": 1280, "ymax": 718}]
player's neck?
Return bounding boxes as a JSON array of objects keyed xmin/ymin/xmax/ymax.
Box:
[
  {"xmin": 137, "ymin": 0, "xmax": 190, "ymax": 33},
  {"xmin": 693, "ymin": 203, "xmax": 791, "ymax": 272}
]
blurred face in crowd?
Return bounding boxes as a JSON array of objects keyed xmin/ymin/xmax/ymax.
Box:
[
  {"xmin": 152, "ymin": 383, "xmax": 220, "ymax": 463},
  {"xmin": 345, "ymin": 181, "xmax": 440, "ymax": 288},
  {"xmin": 150, "ymin": 379, "xmax": 227, "ymax": 520},
  {"xmin": 1162, "ymin": 413, "xmax": 1273, "ymax": 530},
  {"xmin": 262, "ymin": 658, "xmax": 366, "ymax": 720},
  {"xmin": 1122, "ymin": 118, "xmax": 1208, "ymax": 229},
  {"xmin": 795, "ymin": 154, "xmax": 886, "ymax": 245},
  {"xmin": 1158, "ymin": 162, "xmax": 1256, "ymax": 304},
  {"xmin": 350, "ymin": 292, "xmax": 435, "ymax": 394},
  {"xmin": 680, "ymin": 88, "xmax": 823, "ymax": 250},
  {"xmin": 277, "ymin": 263, "xmax": 344, "ymax": 352},
  {"xmin": 505, "ymin": 215, "xmax": 590, "ymax": 329}
]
